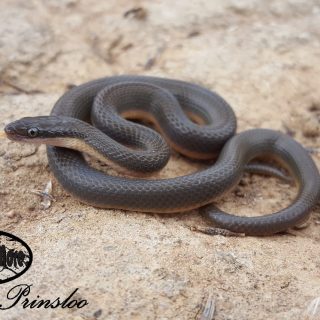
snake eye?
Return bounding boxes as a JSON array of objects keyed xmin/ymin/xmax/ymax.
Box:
[{"xmin": 27, "ymin": 128, "xmax": 39, "ymax": 138}]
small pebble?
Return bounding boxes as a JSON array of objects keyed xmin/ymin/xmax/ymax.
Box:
[{"xmin": 94, "ymin": 309, "xmax": 103, "ymax": 318}]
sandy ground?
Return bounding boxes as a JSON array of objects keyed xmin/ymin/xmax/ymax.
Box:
[{"xmin": 0, "ymin": 0, "xmax": 320, "ymax": 319}]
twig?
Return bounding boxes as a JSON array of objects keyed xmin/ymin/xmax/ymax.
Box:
[
  {"xmin": 123, "ymin": 7, "xmax": 147, "ymax": 20},
  {"xmin": 191, "ymin": 226, "xmax": 245, "ymax": 237},
  {"xmin": 144, "ymin": 45, "xmax": 166, "ymax": 70},
  {"xmin": 1, "ymin": 79, "xmax": 43, "ymax": 95}
]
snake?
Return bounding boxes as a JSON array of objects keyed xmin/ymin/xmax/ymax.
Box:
[{"xmin": 2, "ymin": 75, "xmax": 320, "ymax": 235}]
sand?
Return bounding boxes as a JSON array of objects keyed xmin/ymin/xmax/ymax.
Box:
[{"xmin": 0, "ymin": 1, "xmax": 319, "ymax": 319}]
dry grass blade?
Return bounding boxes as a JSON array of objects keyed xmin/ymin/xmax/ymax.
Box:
[
  {"xmin": 31, "ymin": 181, "xmax": 55, "ymax": 210},
  {"xmin": 302, "ymin": 297, "xmax": 320, "ymax": 319},
  {"xmin": 198, "ymin": 293, "xmax": 215, "ymax": 320}
]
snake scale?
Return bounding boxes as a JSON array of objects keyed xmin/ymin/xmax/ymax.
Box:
[{"xmin": 3, "ymin": 76, "xmax": 320, "ymax": 235}]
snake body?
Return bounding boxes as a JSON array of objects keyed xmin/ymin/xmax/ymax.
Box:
[{"xmin": 4, "ymin": 76, "xmax": 320, "ymax": 235}]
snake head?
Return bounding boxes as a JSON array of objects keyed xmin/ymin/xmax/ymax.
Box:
[{"xmin": 4, "ymin": 116, "xmax": 88, "ymax": 144}]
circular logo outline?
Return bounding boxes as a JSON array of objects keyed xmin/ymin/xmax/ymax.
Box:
[{"xmin": 0, "ymin": 231, "xmax": 33, "ymax": 284}]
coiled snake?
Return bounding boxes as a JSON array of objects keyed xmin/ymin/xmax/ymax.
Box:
[{"xmin": 3, "ymin": 76, "xmax": 320, "ymax": 235}]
